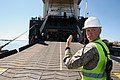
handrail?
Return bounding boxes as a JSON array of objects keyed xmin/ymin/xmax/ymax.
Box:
[{"xmin": 0, "ymin": 24, "xmax": 38, "ymax": 51}]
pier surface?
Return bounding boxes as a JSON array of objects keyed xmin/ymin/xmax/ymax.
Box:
[{"xmin": 0, "ymin": 42, "xmax": 119, "ymax": 80}]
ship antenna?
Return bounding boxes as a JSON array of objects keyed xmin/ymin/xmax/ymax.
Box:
[{"xmin": 84, "ymin": 0, "xmax": 89, "ymax": 18}]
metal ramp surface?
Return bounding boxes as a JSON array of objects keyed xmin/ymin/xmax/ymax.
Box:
[{"xmin": 0, "ymin": 42, "xmax": 119, "ymax": 80}]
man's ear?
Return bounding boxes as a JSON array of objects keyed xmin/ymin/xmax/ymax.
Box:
[
  {"xmin": 100, "ymin": 28, "xmax": 102, "ymax": 32},
  {"xmin": 98, "ymin": 28, "xmax": 102, "ymax": 34}
]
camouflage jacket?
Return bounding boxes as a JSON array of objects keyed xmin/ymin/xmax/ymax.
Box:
[{"xmin": 63, "ymin": 42, "xmax": 99, "ymax": 70}]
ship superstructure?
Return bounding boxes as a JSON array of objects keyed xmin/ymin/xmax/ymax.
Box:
[
  {"xmin": 29, "ymin": 0, "xmax": 87, "ymax": 44},
  {"xmin": 43, "ymin": 0, "xmax": 81, "ymax": 18}
]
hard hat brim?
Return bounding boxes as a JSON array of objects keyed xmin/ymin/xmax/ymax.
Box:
[{"xmin": 82, "ymin": 26, "xmax": 102, "ymax": 29}]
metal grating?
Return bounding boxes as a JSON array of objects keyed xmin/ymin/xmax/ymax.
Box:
[{"xmin": 0, "ymin": 42, "xmax": 119, "ymax": 80}]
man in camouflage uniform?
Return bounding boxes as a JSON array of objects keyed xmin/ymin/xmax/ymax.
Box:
[{"xmin": 63, "ymin": 17, "xmax": 110, "ymax": 80}]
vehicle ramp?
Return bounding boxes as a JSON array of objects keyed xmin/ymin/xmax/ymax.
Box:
[{"xmin": 0, "ymin": 42, "xmax": 119, "ymax": 80}]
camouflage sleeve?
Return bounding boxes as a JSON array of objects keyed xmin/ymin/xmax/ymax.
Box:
[{"xmin": 63, "ymin": 43, "xmax": 98, "ymax": 69}]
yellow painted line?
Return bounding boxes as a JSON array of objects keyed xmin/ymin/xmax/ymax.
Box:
[
  {"xmin": 0, "ymin": 68, "xmax": 7, "ymax": 74},
  {"xmin": 114, "ymin": 73, "xmax": 120, "ymax": 78}
]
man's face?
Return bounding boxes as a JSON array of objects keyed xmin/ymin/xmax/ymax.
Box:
[{"xmin": 85, "ymin": 27, "xmax": 101, "ymax": 42}]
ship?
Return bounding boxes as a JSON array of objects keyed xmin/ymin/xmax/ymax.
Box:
[
  {"xmin": 0, "ymin": 0, "xmax": 120, "ymax": 80},
  {"xmin": 29, "ymin": 0, "xmax": 87, "ymax": 44}
]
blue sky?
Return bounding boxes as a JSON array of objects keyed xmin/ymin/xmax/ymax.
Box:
[{"xmin": 0, "ymin": 0, "xmax": 120, "ymax": 42}]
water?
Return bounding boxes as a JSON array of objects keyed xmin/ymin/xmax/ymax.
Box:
[{"xmin": 0, "ymin": 40, "xmax": 28, "ymax": 51}]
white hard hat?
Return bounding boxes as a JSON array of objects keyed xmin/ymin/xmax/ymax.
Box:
[{"xmin": 83, "ymin": 17, "xmax": 102, "ymax": 29}]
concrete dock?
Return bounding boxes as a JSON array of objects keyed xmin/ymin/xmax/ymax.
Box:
[{"xmin": 0, "ymin": 42, "xmax": 119, "ymax": 80}]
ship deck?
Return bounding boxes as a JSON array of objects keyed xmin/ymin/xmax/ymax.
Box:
[{"xmin": 0, "ymin": 41, "xmax": 119, "ymax": 80}]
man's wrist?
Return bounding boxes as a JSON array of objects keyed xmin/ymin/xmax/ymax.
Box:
[{"xmin": 65, "ymin": 47, "xmax": 70, "ymax": 50}]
